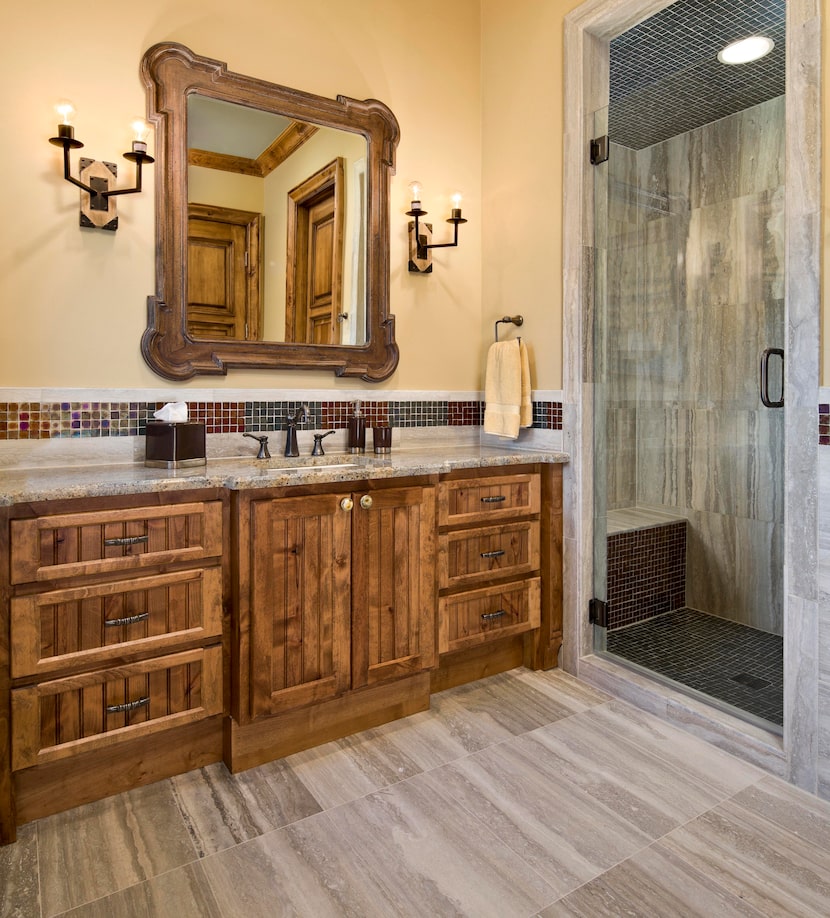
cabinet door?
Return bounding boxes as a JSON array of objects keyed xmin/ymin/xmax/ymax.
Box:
[
  {"xmin": 249, "ymin": 494, "xmax": 351, "ymax": 718},
  {"xmin": 351, "ymin": 486, "xmax": 436, "ymax": 688}
]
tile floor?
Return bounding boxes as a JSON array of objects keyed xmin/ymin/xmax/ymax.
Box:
[
  {"xmin": 606, "ymin": 608, "xmax": 784, "ymax": 726},
  {"xmin": 2, "ymin": 668, "xmax": 829, "ymax": 917}
]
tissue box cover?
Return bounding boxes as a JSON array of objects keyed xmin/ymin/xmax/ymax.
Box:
[{"xmin": 145, "ymin": 421, "xmax": 206, "ymax": 468}]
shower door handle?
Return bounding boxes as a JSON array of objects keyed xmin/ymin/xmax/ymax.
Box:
[{"xmin": 760, "ymin": 347, "xmax": 784, "ymax": 408}]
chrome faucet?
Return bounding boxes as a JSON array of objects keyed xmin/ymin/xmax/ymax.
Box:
[
  {"xmin": 243, "ymin": 433, "xmax": 270, "ymax": 459},
  {"xmin": 284, "ymin": 404, "xmax": 309, "ymax": 457}
]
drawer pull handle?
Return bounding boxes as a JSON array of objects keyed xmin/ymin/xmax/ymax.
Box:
[
  {"xmin": 104, "ymin": 612, "xmax": 150, "ymax": 627},
  {"xmin": 106, "ymin": 696, "xmax": 150, "ymax": 714},
  {"xmin": 481, "ymin": 610, "xmax": 507, "ymax": 621},
  {"xmin": 480, "ymin": 550, "xmax": 505, "ymax": 559},
  {"xmin": 481, "ymin": 495, "xmax": 506, "ymax": 504},
  {"xmin": 104, "ymin": 535, "xmax": 149, "ymax": 547}
]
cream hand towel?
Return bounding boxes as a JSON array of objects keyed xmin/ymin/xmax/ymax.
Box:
[
  {"xmin": 484, "ymin": 340, "xmax": 530, "ymax": 439},
  {"xmin": 519, "ymin": 340, "xmax": 532, "ymax": 428}
]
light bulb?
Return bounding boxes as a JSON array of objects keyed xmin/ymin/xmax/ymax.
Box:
[
  {"xmin": 451, "ymin": 193, "xmax": 463, "ymax": 210},
  {"xmin": 131, "ymin": 118, "xmax": 149, "ymax": 142},
  {"xmin": 408, "ymin": 180, "xmax": 422, "ymax": 202},
  {"xmin": 55, "ymin": 99, "xmax": 75, "ymax": 125}
]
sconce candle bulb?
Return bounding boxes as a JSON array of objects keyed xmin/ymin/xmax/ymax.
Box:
[{"xmin": 451, "ymin": 192, "xmax": 463, "ymax": 220}]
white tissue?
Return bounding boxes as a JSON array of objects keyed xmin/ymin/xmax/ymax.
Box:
[{"xmin": 153, "ymin": 401, "xmax": 189, "ymax": 422}]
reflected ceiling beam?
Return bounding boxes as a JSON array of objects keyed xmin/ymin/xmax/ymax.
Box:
[{"xmin": 188, "ymin": 121, "xmax": 319, "ymax": 177}]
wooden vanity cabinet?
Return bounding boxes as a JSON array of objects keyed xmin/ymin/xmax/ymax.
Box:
[
  {"xmin": 1, "ymin": 491, "xmax": 227, "ymax": 841},
  {"xmin": 434, "ymin": 464, "xmax": 563, "ymax": 687},
  {"xmin": 231, "ymin": 478, "xmax": 436, "ymax": 764}
]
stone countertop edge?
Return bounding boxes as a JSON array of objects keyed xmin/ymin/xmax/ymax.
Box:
[{"xmin": 0, "ymin": 446, "xmax": 570, "ymax": 505}]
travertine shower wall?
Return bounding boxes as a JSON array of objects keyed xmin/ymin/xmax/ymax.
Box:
[{"xmin": 606, "ymin": 96, "xmax": 785, "ymax": 634}]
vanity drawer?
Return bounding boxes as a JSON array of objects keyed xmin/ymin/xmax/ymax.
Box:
[
  {"xmin": 438, "ymin": 578, "xmax": 541, "ymax": 653},
  {"xmin": 11, "ymin": 568, "xmax": 223, "ymax": 679},
  {"xmin": 10, "ymin": 646, "xmax": 222, "ymax": 770},
  {"xmin": 10, "ymin": 501, "xmax": 223, "ymax": 584},
  {"xmin": 439, "ymin": 521, "xmax": 540, "ymax": 589},
  {"xmin": 438, "ymin": 473, "xmax": 540, "ymax": 527}
]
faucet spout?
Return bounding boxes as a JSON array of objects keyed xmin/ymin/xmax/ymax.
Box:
[{"xmin": 284, "ymin": 405, "xmax": 309, "ymax": 458}]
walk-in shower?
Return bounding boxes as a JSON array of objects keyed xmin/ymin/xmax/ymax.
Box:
[{"xmin": 591, "ymin": 0, "xmax": 786, "ymax": 729}]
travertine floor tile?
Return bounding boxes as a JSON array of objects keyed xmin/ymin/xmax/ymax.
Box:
[
  {"xmin": 325, "ymin": 775, "xmax": 559, "ymax": 917},
  {"xmin": 54, "ymin": 862, "xmax": 222, "ymax": 918},
  {"xmin": 425, "ymin": 739, "xmax": 653, "ymax": 897},
  {"xmin": 0, "ymin": 822, "xmax": 40, "ymax": 918},
  {"xmin": 660, "ymin": 793, "xmax": 830, "ymax": 916},
  {"xmin": 200, "ymin": 811, "xmax": 406, "ymax": 917},
  {"xmin": 38, "ymin": 780, "xmax": 197, "ymax": 917},
  {"xmin": 544, "ymin": 841, "xmax": 768, "ymax": 917},
  {"xmin": 169, "ymin": 759, "xmax": 322, "ymax": 856}
]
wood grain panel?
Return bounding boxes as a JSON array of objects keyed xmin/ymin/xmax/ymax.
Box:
[
  {"xmin": 11, "ymin": 647, "xmax": 222, "ymax": 770},
  {"xmin": 11, "ymin": 568, "xmax": 222, "ymax": 678},
  {"xmin": 10, "ymin": 502, "xmax": 223, "ymax": 583},
  {"xmin": 439, "ymin": 579, "xmax": 541, "ymax": 654},
  {"xmin": 438, "ymin": 473, "xmax": 541, "ymax": 527},
  {"xmin": 439, "ymin": 521, "xmax": 540, "ymax": 588},
  {"xmin": 248, "ymin": 494, "xmax": 351, "ymax": 720}
]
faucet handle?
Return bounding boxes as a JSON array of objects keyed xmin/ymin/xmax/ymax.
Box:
[
  {"xmin": 311, "ymin": 430, "xmax": 336, "ymax": 456},
  {"xmin": 243, "ymin": 432, "xmax": 271, "ymax": 460}
]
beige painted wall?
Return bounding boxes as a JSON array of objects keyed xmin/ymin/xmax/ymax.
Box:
[
  {"xmin": 1, "ymin": 0, "xmax": 483, "ymax": 391},
  {"xmin": 480, "ymin": 0, "xmax": 583, "ymax": 392},
  {"xmin": 2, "ymin": 0, "xmax": 825, "ymax": 392}
]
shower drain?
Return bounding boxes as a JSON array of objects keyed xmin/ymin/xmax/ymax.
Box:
[{"xmin": 730, "ymin": 672, "xmax": 771, "ymax": 690}]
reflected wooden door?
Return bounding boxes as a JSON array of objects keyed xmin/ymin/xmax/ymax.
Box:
[
  {"xmin": 187, "ymin": 204, "xmax": 263, "ymax": 340},
  {"xmin": 286, "ymin": 159, "xmax": 344, "ymax": 344}
]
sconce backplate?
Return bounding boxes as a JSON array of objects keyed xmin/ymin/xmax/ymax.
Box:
[
  {"xmin": 79, "ymin": 158, "xmax": 118, "ymax": 231},
  {"xmin": 408, "ymin": 220, "xmax": 432, "ymax": 273}
]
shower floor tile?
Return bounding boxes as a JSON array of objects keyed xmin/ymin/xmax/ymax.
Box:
[{"xmin": 605, "ymin": 608, "xmax": 783, "ymax": 726}]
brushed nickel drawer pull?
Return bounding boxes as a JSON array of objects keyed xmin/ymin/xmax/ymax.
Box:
[
  {"xmin": 480, "ymin": 550, "xmax": 505, "ymax": 559},
  {"xmin": 481, "ymin": 495, "xmax": 506, "ymax": 503},
  {"xmin": 106, "ymin": 696, "xmax": 150, "ymax": 714},
  {"xmin": 104, "ymin": 612, "xmax": 150, "ymax": 627},
  {"xmin": 481, "ymin": 610, "xmax": 507, "ymax": 621},
  {"xmin": 104, "ymin": 535, "xmax": 149, "ymax": 547}
]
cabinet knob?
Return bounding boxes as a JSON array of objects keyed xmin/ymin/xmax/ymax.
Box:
[
  {"xmin": 359, "ymin": 494, "xmax": 373, "ymax": 510},
  {"xmin": 340, "ymin": 497, "xmax": 354, "ymax": 512}
]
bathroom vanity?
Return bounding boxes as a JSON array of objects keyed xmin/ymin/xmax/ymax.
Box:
[{"xmin": 0, "ymin": 449, "xmax": 565, "ymax": 844}]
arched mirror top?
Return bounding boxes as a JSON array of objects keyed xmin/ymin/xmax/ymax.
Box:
[{"xmin": 140, "ymin": 42, "xmax": 399, "ymax": 381}]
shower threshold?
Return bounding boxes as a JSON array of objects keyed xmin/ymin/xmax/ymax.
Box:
[{"xmin": 603, "ymin": 608, "xmax": 783, "ymax": 733}]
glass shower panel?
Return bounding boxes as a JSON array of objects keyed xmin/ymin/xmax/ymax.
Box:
[{"xmin": 592, "ymin": 93, "xmax": 786, "ymax": 726}]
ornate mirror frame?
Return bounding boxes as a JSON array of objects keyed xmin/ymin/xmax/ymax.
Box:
[{"xmin": 140, "ymin": 43, "xmax": 400, "ymax": 381}]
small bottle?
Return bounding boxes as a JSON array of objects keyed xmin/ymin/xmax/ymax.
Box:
[{"xmin": 347, "ymin": 400, "xmax": 366, "ymax": 453}]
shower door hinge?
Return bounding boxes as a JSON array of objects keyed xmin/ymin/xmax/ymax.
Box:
[
  {"xmin": 590, "ymin": 135, "xmax": 609, "ymax": 165},
  {"xmin": 589, "ymin": 598, "xmax": 608, "ymax": 628}
]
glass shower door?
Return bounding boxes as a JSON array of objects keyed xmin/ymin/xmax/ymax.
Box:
[{"xmin": 591, "ymin": 95, "xmax": 786, "ymax": 728}]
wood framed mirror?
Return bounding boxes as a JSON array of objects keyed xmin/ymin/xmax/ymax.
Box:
[{"xmin": 140, "ymin": 43, "xmax": 399, "ymax": 381}]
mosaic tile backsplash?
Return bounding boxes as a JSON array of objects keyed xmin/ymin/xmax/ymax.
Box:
[{"xmin": 0, "ymin": 399, "xmax": 563, "ymax": 440}]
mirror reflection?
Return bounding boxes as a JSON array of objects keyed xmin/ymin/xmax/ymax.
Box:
[{"xmin": 187, "ymin": 95, "xmax": 368, "ymax": 345}]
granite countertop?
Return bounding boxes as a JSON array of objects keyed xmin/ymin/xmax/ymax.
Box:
[{"xmin": 0, "ymin": 445, "xmax": 569, "ymax": 505}]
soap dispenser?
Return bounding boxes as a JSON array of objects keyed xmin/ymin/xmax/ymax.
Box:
[{"xmin": 347, "ymin": 400, "xmax": 366, "ymax": 454}]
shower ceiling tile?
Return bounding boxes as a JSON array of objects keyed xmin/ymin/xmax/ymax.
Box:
[{"xmin": 610, "ymin": 0, "xmax": 785, "ymax": 150}]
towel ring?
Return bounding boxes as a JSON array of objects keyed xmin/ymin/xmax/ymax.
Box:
[{"xmin": 495, "ymin": 315, "xmax": 524, "ymax": 342}]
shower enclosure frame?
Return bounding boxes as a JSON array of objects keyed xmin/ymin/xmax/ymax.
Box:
[{"xmin": 562, "ymin": 0, "xmax": 822, "ymax": 793}]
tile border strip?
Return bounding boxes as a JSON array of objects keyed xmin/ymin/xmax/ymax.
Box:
[{"xmin": 0, "ymin": 399, "xmax": 563, "ymax": 439}]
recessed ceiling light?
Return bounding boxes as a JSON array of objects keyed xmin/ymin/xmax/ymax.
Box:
[{"xmin": 717, "ymin": 35, "xmax": 775, "ymax": 65}]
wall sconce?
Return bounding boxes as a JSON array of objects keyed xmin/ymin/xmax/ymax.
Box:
[
  {"xmin": 48, "ymin": 101, "xmax": 154, "ymax": 231},
  {"xmin": 406, "ymin": 181, "xmax": 467, "ymax": 273}
]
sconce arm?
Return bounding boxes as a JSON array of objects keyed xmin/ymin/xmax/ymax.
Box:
[{"xmin": 102, "ymin": 150, "xmax": 154, "ymax": 198}]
